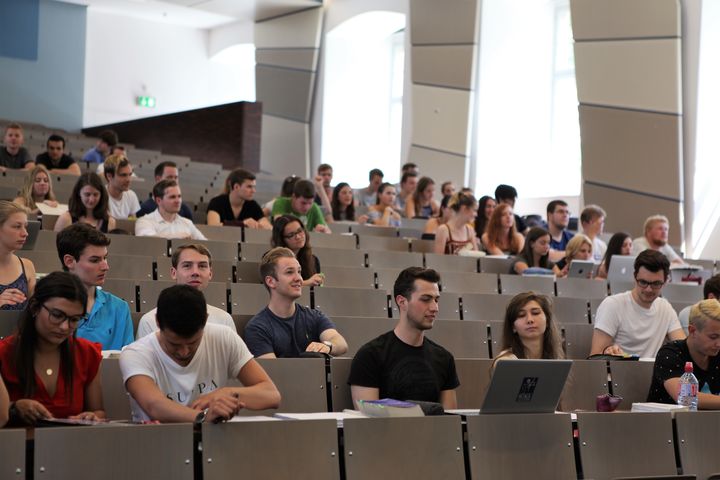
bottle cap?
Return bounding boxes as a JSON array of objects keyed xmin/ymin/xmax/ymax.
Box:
[{"xmin": 684, "ymin": 361, "xmax": 693, "ymax": 373}]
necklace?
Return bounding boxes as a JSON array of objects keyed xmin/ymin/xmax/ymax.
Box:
[{"xmin": 45, "ymin": 368, "xmax": 53, "ymax": 376}]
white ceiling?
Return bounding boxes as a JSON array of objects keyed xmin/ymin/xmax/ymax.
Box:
[{"xmin": 57, "ymin": 0, "xmax": 322, "ymax": 29}]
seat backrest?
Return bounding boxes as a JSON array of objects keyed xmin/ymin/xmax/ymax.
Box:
[
  {"xmin": 106, "ymin": 234, "xmax": 168, "ymax": 257},
  {"xmin": 238, "ymin": 242, "xmax": 269, "ymax": 263},
  {"xmin": 562, "ymin": 323, "xmax": 593, "ymax": 360},
  {"xmin": 331, "ymin": 316, "xmax": 395, "ymax": 357},
  {"xmin": 229, "ymin": 283, "xmax": 310, "ymax": 316},
  {"xmin": 308, "ymin": 231, "xmax": 357, "ymax": 250},
  {"xmin": 101, "ymin": 357, "xmax": 132, "ymax": 421},
  {"xmin": 155, "ymin": 256, "xmax": 234, "ymax": 283},
  {"xmin": 17, "ymin": 249, "xmax": 61, "ymax": 275},
  {"xmin": 138, "ymin": 280, "xmax": 228, "ymax": 313},
  {"xmin": 466, "ymin": 413, "xmax": 576, "ymax": 480},
  {"xmin": 169, "ymin": 239, "xmax": 238, "ymax": 261},
  {"xmin": 350, "ymin": 224, "xmax": 398, "ymax": 237},
  {"xmin": 556, "ymin": 277, "xmax": 608, "ymax": 299},
  {"xmin": 242, "ymin": 228, "xmax": 271, "ymax": 245},
  {"xmin": 0, "ymin": 429, "xmax": 26, "ymax": 479},
  {"xmin": 576, "ymin": 412, "xmax": 677, "ymax": 480},
  {"xmin": 365, "ymin": 250, "xmax": 422, "ymax": 269},
  {"xmin": 343, "ymin": 416, "xmax": 465, "ymax": 480},
  {"xmin": 561, "ymin": 359, "xmax": 609, "ymax": 411},
  {"xmin": 320, "ymin": 266, "xmax": 376, "ymax": 289},
  {"xmin": 234, "ymin": 261, "xmax": 261, "ymax": 284},
  {"xmin": 359, "ymin": 235, "xmax": 411, "ymax": 252},
  {"xmin": 105, "ymin": 254, "xmax": 154, "ymax": 281},
  {"xmin": 662, "ymin": 283, "xmax": 703, "ymax": 304},
  {"xmin": 461, "ymin": 293, "xmax": 512, "ymax": 321},
  {"xmin": 313, "ymin": 247, "xmax": 366, "ymax": 268},
  {"xmin": 330, "ymin": 357, "xmax": 354, "ymax": 412},
  {"xmin": 499, "ymin": 274, "xmax": 555, "ymax": 296},
  {"xmin": 314, "ymin": 287, "xmax": 390, "ymax": 318},
  {"xmin": 479, "ymin": 256, "xmax": 515, "ymax": 274},
  {"xmin": 101, "ymin": 279, "xmax": 137, "ymax": 312},
  {"xmin": 454, "ymin": 358, "xmax": 494, "ymax": 409},
  {"xmin": 425, "ymin": 253, "xmax": 479, "ymax": 273},
  {"xmin": 553, "ymin": 296, "xmax": 590, "ymax": 324},
  {"xmin": 440, "ymin": 272, "xmax": 498, "ymax": 295},
  {"xmin": 609, "ymin": 280, "xmax": 634, "ymax": 295},
  {"xmin": 0, "ymin": 310, "xmax": 22, "ymax": 339},
  {"xmin": 195, "ymin": 224, "xmax": 243, "ymax": 243},
  {"xmin": 608, "ymin": 360, "xmax": 656, "ymax": 409},
  {"xmin": 675, "ymin": 411, "xmax": 720, "ymax": 479},
  {"xmin": 425, "ymin": 320, "xmax": 490, "ymax": 359}
]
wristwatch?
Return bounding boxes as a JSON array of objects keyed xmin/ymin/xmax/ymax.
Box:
[
  {"xmin": 194, "ymin": 408, "xmax": 209, "ymax": 425},
  {"xmin": 322, "ymin": 341, "xmax": 333, "ymax": 355}
]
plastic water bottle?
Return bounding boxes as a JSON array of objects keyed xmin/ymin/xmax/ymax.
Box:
[{"xmin": 677, "ymin": 361, "xmax": 699, "ymax": 411}]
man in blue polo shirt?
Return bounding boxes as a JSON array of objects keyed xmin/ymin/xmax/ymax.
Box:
[{"xmin": 56, "ymin": 223, "xmax": 133, "ymax": 350}]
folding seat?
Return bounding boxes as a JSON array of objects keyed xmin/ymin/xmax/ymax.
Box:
[
  {"xmin": 499, "ymin": 273, "xmax": 555, "ymax": 296},
  {"xmin": 562, "ymin": 323, "xmax": 593, "ymax": 360},
  {"xmin": 608, "ymin": 360, "xmax": 656, "ymax": 409},
  {"xmin": 425, "ymin": 253, "xmax": 479, "ymax": 273},
  {"xmin": 314, "ymin": 287, "xmax": 390, "ymax": 318},
  {"xmin": 439, "ymin": 271, "xmax": 498, "ymax": 295},
  {"xmin": 556, "ymin": 276, "xmax": 608, "ymax": 299},
  {"xmin": 553, "ymin": 296, "xmax": 590, "ymax": 324}
]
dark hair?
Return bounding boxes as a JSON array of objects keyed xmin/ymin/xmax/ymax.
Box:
[
  {"xmin": 546, "ymin": 200, "xmax": 568, "ymax": 216},
  {"xmin": 447, "ymin": 191, "xmax": 476, "ymax": 213},
  {"xmin": 227, "ymin": 168, "xmax": 256, "ymax": 190},
  {"xmin": 280, "ymin": 176, "xmax": 299, "ymax": 197},
  {"xmin": 14, "ymin": 271, "xmax": 88, "ymax": 399},
  {"xmin": 292, "ymin": 179, "xmax": 315, "ymax": 199},
  {"xmin": 411, "ymin": 177, "xmax": 435, "ymax": 217},
  {"xmin": 331, "ymin": 182, "xmax": 355, "ymax": 221},
  {"xmin": 400, "ymin": 171, "xmax": 418, "ymax": 185},
  {"xmin": 705, "ymin": 275, "xmax": 720, "ymax": 299},
  {"xmin": 474, "ymin": 195, "xmax": 495, "ymax": 238},
  {"xmin": 67, "ymin": 173, "xmax": 110, "ymax": 225},
  {"xmin": 401, "ymin": 162, "xmax": 417, "ymax": 172},
  {"xmin": 317, "ymin": 163, "xmax": 332, "ymax": 173},
  {"xmin": 153, "ymin": 179, "xmax": 178, "ymax": 199},
  {"xmin": 634, "ymin": 249, "xmax": 670, "ymax": 280},
  {"xmin": 368, "ymin": 168, "xmax": 384, "ymax": 181},
  {"xmin": 47, "ymin": 134, "xmax": 65, "ymax": 148},
  {"xmin": 600, "ymin": 232, "xmax": 631, "ymax": 273},
  {"xmin": 519, "ymin": 227, "xmax": 552, "ymax": 268},
  {"xmin": 56, "ymin": 223, "xmax": 111, "ymax": 271},
  {"xmin": 393, "ymin": 267, "xmax": 440, "ymax": 305},
  {"xmin": 98, "ymin": 130, "xmax": 118, "ymax": 147},
  {"xmin": 500, "ymin": 292, "xmax": 563, "ymax": 360},
  {"xmin": 271, "ymin": 215, "xmax": 316, "ymax": 280},
  {"xmin": 376, "ymin": 182, "xmax": 395, "ymax": 205},
  {"xmin": 260, "ymin": 247, "xmax": 296, "ymax": 292},
  {"xmin": 494, "ymin": 184, "xmax": 518, "ymax": 202},
  {"xmin": 156, "ymin": 285, "xmax": 208, "ymax": 337},
  {"xmin": 440, "ymin": 181, "xmax": 453, "ymax": 194},
  {"xmin": 171, "ymin": 243, "xmax": 213, "ymax": 268},
  {"xmin": 154, "ymin": 161, "xmax": 177, "ymax": 179}
]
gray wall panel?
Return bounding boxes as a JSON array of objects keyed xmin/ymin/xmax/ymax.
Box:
[
  {"xmin": 255, "ymin": 7, "xmax": 323, "ymax": 49},
  {"xmin": 583, "ymin": 183, "xmax": 682, "ymax": 245},
  {"xmin": 412, "ymin": 45, "xmax": 475, "ymax": 90},
  {"xmin": 260, "ymin": 114, "xmax": 308, "ymax": 178},
  {"xmin": 409, "ymin": 145, "xmax": 466, "ymax": 190},
  {"xmin": 410, "ymin": 0, "xmax": 479, "ymax": 45},
  {"xmin": 571, "ymin": 0, "xmax": 680, "ymax": 41},
  {"xmin": 255, "ymin": 65, "xmax": 315, "ymax": 122},
  {"xmin": 411, "ymin": 84, "xmax": 471, "ymax": 156},
  {"xmin": 256, "ymin": 48, "xmax": 318, "ymax": 71},
  {"xmin": 580, "ymin": 105, "xmax": 681, "ymax": 199}
]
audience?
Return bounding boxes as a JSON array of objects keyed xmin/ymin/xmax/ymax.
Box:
[
  {"xmin": 474, "ymin": 195, "xmax": 497, "ymax": 242},
  {"xmin": 580, "ymin": 205, "xmax": 607, "ymax": 262},
  {"xmin": 82, "ymin": 130, "xmax": 118, "ymax": 164},
  {"xmin": 103, "ymin": 154, "xmax": 140, "ymax": 220},
  {"xmin": 135, "ymin": 180, "xmax": 207, "ymax": 240},
  {"xmin": 356, "ymin": 168, "xmax": 384, "ymax": 207},
  {"xmin": 0, "ymin": 201, "xmax": 36, "ymax": 310},
  {"xmin": 406, "ymin": 176, "xmax": 439, "ymax": 219},
  {"xmin": 441, "ymin": 181, "xmax": 456, "ymax": 198},
  {"xmin": 512, "ymin": 227, "xmax": 560, "ymax": 275},
  {"xmin": 272, "ymin": 179, "xmax": 331, "ymax": 233},
  {"xmin": 493, "ymin": 292, "xmax": 564, "ymax": 364},
  {"xmin": 56, "ymin": 223, "xmax": 134, "ymax": 350},
  {"xmin": 0, "ymin": 123, "xmax": 34, "ymax": 171},
  {"xmin": 677, "ymin": 275, "xmax": 720, "ymax": 335},
  {"xmin": 495, "ymin": 184, "xmax": 527, "ymax": 235},
  {"xmin": 632, "ymin": 214, "xmax": 685, "ymax": 265},
  {"xmin": 54, "ymin": 173, "xmax": 116, "ymax": 233},
  {"xmin": 207, "ymin": 168, "xmax": 270, "ymax": 229},
  {"xmin": 330, "ymin": 182, "xmax": 367, "ymax": 223},
  {"xmin": 546, "ymin": 200, "xmax": 574, "ymax": 262},
  {"xmin": 136, "ymin": 161, "xmax": 193, "ymax": 220},
  {"xmin": 367, "ymin": 182, "xmax": 402, "ymax": 227},
  {"xmin": 263, "ymin": 175, "xmax": 299, "ymax": 217},
  {"xmin": 595, "ymin": 232, "xmax": 633, "ymax": 280},
  {"xmin": 348, "ymin": 267, "xmax": 459, "ymax": 409},
  {"xmin": 394, "ymin": 171, "xmax": 418, "ymax": 215},
  {"xmin": 556, "ymin": 234, "xmax": 593, "ymax": 277},
  {"xmin": 136, "ymin": 243, "xmax": 236, "ymax": 338},
  {"xmin": 590, "ymin": 250, "xmax": 684, "ymax": 357},
  {"xmin": 244, "ymin": 247, "xmax": 348, "ymax": 358},
  {"xmin": 482, "ymin": 203, "xmax": 524, "ymax": 256},
  {"xmin": 120, "ymin": 285, "xmax": 280, "ymax": 422},
  {"xmin": 271, "ymin": 216, "xmax": 324, "ymax": 287},
  {"xmin": 647, "ymin": 299, "xmax": 720, "ymax": 407},
  {"xmin": 13, "ymin": 165, "xmax": 61, "ymax": 215},
  {"xmin": 433, "ymin": 192, "xmax": 478, "ymax": 255},
  {"xmin": 35, "ymin": 134, "xmax": 81, "ymax": 175},
  {"xmin": 0, "ymin": 272, "xmax": 104, "ymax": 425}
]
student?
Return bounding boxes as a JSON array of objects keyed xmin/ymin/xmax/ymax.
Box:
[
  {"xmin": 35, "ymin": 134, "xmax": 81, "ymax": 175},
  {"xmin": 356, "ymin": 168, "xmax": 384, "ymax": 207},
  {"xmin": 482, "ymin": 203, "xmax": 524, "ymax": 255},
  {"xmin": 82, "ymin": 130, "xmax": 118, "ymax": 164},
  {"xmin": 546, "ymin": 200, "xmax": 574, "ymax": 261},
  {"xmin": 330, "ymin": 182, "xmax": 368, "ymax": 223},
  {"xmin": 272, "ymin": 179, "xmax": 330, "ymax": 233},
  {"xmin": 0, "ymin": 201, "xmax": 36, "ymax": 310},
  {"xmin": 632, "ymin": 214, "xmax": 685, "ymax": 265},
  {"xmin": 494, "ymin": 292, "xmax": 564, "ymax": 363},
  {"xmin": 135, "ymin": 180, "xmax": 207, "ymax": 240},
  {"xmin": 136, "ymin": 161, "xmax": 193, "ymax": 220},
  {"xmin": 433, "ymin": 192, "xmax": 478, "ymax": 255},
  {"xmin": 406, "ymin": 176, "xmax": 439, "ymax": 219},
  {"xmin": 54, "ymin": 173, "xmax": 116, "ymax": 233},
  {"xmin": 207, "ymin": 168, "xmax": 270, "ymax": 229},
  {"xmin": 595, "ymin": 232, "xmax": 633, "ymax": 280},
  {"xmin": 474, "ymin": 195, "xmax": 497, "ymax": 242},
  {"xmin": 103, "ymin": 154, "xmax": 140, "ymax": 220},
  {"xmin": 0, "ymin": 123, "xmax": 34, "ymax": 171},
  {"xmin": 271, "ymin": 216, "xmax": 324, "ymax": 288},
  {"xmin": 512, "ymin": 227, "xmax": 560, "ymax": 275},
  {"xmin": 580, "ymin": 205, "xmax": 607, "ymax": 262},
  {"xmin": 13, "ymin": 165, "xmax": 61, "ymax": 215},
  {"xmin": 0, "ymin": 272, "xmax": 105, "ymax": 424},
  {"xmin": 367, "ymin": 182, "xmax": 402, "ymax": 227},
  {"xmin": 556, "ymin": 234, "xmax": 593, "ymax": 277}
]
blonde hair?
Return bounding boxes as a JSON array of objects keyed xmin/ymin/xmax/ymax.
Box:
[
  {"xmin": 18, "ymin": 165, "xmax": 56, "ymax": 210},
  {"xmin": 103, "ymin": 153, "xmax": 129, "ymax": 178},
  {"xmin": 644, "ymin": 215, "xmax": 669, "ymax": 234},
  {"xmin": 0, "ymin": 200, "xmax": 29, "ymax": 226},
  {"xmin": 689, "ymin": 299, "xmax": 720, "ymax": 331},
  {"xmin": 564, "ymin": 234, "xmax": 592, "ymax": 261}
]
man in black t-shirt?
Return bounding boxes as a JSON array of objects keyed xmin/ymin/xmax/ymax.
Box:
[
  {"xmin": 35, "ymin": 134, "xmax": 81, "ymax": 175},
  {"xmin": 206, "ymin": 168, "xmax": 270, "ymax": 229},
  {"xmin": 647, "ymin": 299, "xmax": 720, "ymax": 408},
  {"xmin": 348, "ymin": 267, "xmax": 459, "ymax": 409}
]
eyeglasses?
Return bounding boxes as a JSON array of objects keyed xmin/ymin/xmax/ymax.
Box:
[
  {"xmin": 284, "ymin": 228, "xmax": 305, "ymax": 240},
  {"xmin": 636, "ymin": 279, "xmax": 665, "ymax": 289},
  {"xmin": 41, "ymin": 304, "xmax": 87, "ymax": 327}
]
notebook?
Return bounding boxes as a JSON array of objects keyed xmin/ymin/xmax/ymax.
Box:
[{"xmin": 480, "ymin": 359, "xmax": 572, "ymax": 414}]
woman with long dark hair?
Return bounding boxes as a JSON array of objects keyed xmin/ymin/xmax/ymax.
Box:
[
  {"xmin": 596, "ymin": 232, "xmax": 633, "ymax": 280},
  {"xmin": 0, "ymin": 271, "xmax": 104, "ymax": 424},
  {"xmin": 513, "ymin": 227, "xmax": 560, "ymax": 275},
  {"xmin": 482, "ymin": 203, "xmax": 524, "ymax": 255},
  {"xmin": 405, "ymin": 176, "xmax": 439, "ymax": 218},
  {"xmin": 474, "ymin": 195, "xmax": 496, "ymax": 241},
  {"xmin": 367, "ymin": 182, "xmax": 401, "ymax": 227},
  {"xmin": 330, "ymin": 182, "xmax": 368, "ymax": 223},
  {"xmin": 54, "ymin": 172, "xmax": 116, "ymax": 232},
  {"xmin": 271, "ymin": 215, "xmax": 324, "ymax": 287}
]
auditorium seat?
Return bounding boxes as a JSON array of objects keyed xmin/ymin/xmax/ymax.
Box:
[
  {"xmin": 101, "ymin": 279, "xmax": 137, "ymax": 312},
  {"xmin": 314, "ymin": 287, "xmax": 390, "ymax": 318},
  {"xmin": 32, "ymin": 228, "xmax": 57, "ymax": 251},
  {"xmin": 329, "ymin": 357, "xmax": 353, "ymax": 412},
  {"xmin": 321, "ymin": 266, "xmax": 375, "ymax": 289},
  {"xmin": 331, "ymin": 316, "xmax": 395, "ymax": 357},
  {"xmin": 234, "ymin": 261, "xmax": 261, "ymax": 284},
  {"xmin": 139, "ymin": 280, "xmax": 228, "ymax": 313},
  {"xmin": 608, "ymin": 360, "xmax": 655, "ymax": 409},
  {"xmin": 609, "ymin": 280, "xmax": 634, "ymax": 295},
  {"xmin": 409, "ymin": 238, "xmax": 434, "ymax": 253},
  {"xmin": 425, "ymin": 253, "xmax": 479, "ymax": 273},
  {"xmin": 561, "ymin": 359, "xmax": 609, "ymax": 411},
  {"xmin": 0, "ymin": 310, "xmax": 21, "ymax": 339},
  {"xmin": 675, "ymin": 411, "xmax": 720, "ymax": 479},
  {"xmin": 466, "ymin": 413, "xmax": 576, "ymax": 479},
  {"xmin": 479, "ymin": 256, "xmax": 515, "ymax": 274},
  {"xmin": 576, "ymin": 412, "xmax": 677, "ymax": 480},
  {"xmin": 0, "ymin": 429, "xmax": 25, "ymax": 479},
  {"xmin": 454, "ymin": 358, "xmax": 493, "ymax": 409},
  {"xmin": 169, "ymin": 239, "xmax": 238, "ymax": 262},
  {"xmin": 350, "ymin": 224, "xmax": 398, "ymax": 237},
  {"xmin": 343, "ymin": 416, "xmax": 465, "ymax": 480},
  {"xmin": 242, "ymin": 228, "xmax": 271, "ymax": 244},
  {"xmin": 313, "ymin": 247, "xmax": 366, "ymax": 268},
  {"xmin": 359, "ymin": 235, "xmax": 411, "ymax": 252},
  {"xmin": 101, "ymin": 357, "xmax": 132, "ymax": 420},
  {"xmin": 439, "ymin": 271, "xmax": 498, "ymax": 295},
  {"xmin": 229, "ymin": 283, "xmax": 310, "ymax": 316},
  {"xmin": 106, "ymin": 255, "xmax": 154, "ymax": 281},
  {"xmin": 562, "ymin": 324, "xmax": 593, "ymax": 359},
  {"xmin": 202, "ymin": 420, "xmax": 340, "ymax": 480},
  {"xmin": 238, "ymin": 241, "xmax": 268, "ymax": 262},
  {"xmin": 365, "ymin": 250, "xmax": 422, "ymax": 269},
  {"xmin": 556, "ymin": 277, "xmax": 608, "ymax": 299},
  {"xmin": 553, "ymin": 296, "xmax": 590, "ymax": 324},
  {"xmin": 425, "ymin": 320, "xmax": 490, "ymax": 358},
  {"xmin": 196, "ymin": 224, "xmax": 243, "ymax": 243},
  {"xmin": 107, "ymin": 234, "xmax": 168, "ymax": 257},
  {"xmin": 41, "ymin": 214, "xmax": 59, "ymax": 230},
  {"xmin": 18, "ymin": 249, "xmax": 61, "ymax": 274},
  {"xmin": 461, "ymin": 293, "xmax": 511, "ymax": 321},
  {"xmin": 487, "ymin": 320, "xmax": 504, "ymax": 358},
  {"xmin": 499, "ymin": 274, "xmax": 555, "ymax": 296},
  {"xmin": 308, "ymin": 231, "xmax": 357, "ymax": 249},
  {"xmin": 374, "ymin": 267, "xmax": 404, "ymax": 293},
  {"xmin": 662, "ymin": 283, "xmax": 703, "ymax": 304}
]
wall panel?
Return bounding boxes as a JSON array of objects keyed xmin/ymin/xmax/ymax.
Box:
[{"xmin": 571, "ymin": 0, "xmax": 680, "ymax": 40}]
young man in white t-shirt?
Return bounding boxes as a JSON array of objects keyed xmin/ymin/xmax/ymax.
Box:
[
  {"xmin": 103, "ymin": 154, "xmax": 140, "ymax": 219},
  {"xmin": 120, "ymin": 285, "xmax": 280, "ymax": 423},
  {"xmin": 590, "ymin": 250, "xmax": 685, "ymax": 358},
  {"xmin": 136, "ymin": 243, "xmax": 234, "ymax": 339}
]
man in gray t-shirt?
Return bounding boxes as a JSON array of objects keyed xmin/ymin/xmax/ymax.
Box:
[
  {"xmin": 0, "ymin": 123, "xmax": 33, "ymax": 171},
  {"xmin": 244, "ymin": 247, "xmax": 348, "ymax": 358}
]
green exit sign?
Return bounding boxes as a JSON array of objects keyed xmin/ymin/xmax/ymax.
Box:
[{"xmin": 137, "ymin": 96, "xmax": 156, "ymax": 108}]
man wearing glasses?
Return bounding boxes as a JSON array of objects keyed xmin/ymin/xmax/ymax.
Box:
[{"xmin": 590, "ymin": 250, "xmax": 685, "ymax": 358}]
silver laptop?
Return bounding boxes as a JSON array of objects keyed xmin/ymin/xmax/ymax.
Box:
[
  {"xmin": 20, "ymin": 220, "xmax": 41, "ymax": 251},
  {"xmin": 480, "ymin": 359, "xmax": 572, "ymax": 414},
  {"xmin": 607, "ymin": 255, "xmax": 636, "ymax": 282},
  {"xmin": 567, "ymin": 260, "xmax": 598, "ymax": 279}
]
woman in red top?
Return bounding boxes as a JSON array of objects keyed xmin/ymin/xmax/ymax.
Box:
[{"xmin": 0, "ymin": 271, "xmax": 105, "ymax": 425}]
